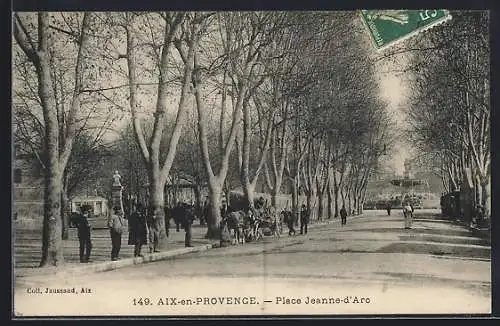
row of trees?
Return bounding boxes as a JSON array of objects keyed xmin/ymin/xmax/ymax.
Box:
[
  {"xmin": 400, "ymin": 11, "xmax": 490, "ymax": 217},
  {"xmin": 13, "ymin": 11, "xmax": 393, "ymax": 266}
]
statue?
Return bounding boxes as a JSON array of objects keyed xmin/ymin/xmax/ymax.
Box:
[
  {"xmin": 111, "ymin": 170, "xmax": 124, "ymax": 215},
  {"xmin": 113, "ymin": 170, "xmax": 122, "ymax": 187}
]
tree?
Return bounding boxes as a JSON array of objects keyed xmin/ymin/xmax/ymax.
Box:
[
  {"xmin": 190, "ymin": 12, "xmax": 284, "ymax": 237},
  {"xmin": 405, "ymin": 11, "xmax": 490, "ymax": 217},
  {"xmin": 13, "ymin": 12, "xmax": 93, "ymax": 266},
  {"xmin": 116, "ymin": 12, "xmax": 203, "ymax": 249}
]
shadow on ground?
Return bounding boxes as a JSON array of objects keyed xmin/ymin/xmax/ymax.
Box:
[{"xmin": 342, "ymin": 227, "xmax": 472, "ymax": 237}]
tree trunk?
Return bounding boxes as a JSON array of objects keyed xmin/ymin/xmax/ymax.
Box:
[
  {"xmin": 271, "ymin": 189, "xmax": 278, "ymax": 208},
  {"xmin": 317, "ymin": 189, "xmax": 324, "ymax": 221},
  {"xmin": 207, "ymin": 185, "xmax": 222, "ymax": 239},
  {"xmin": 149, "ymin": 169, "xmax": 167, "ymax": 250},
  {"xmin": 61, "ymin": 190, "xmax": 70, "ymax": 240},
  {"xmin": 306, "ymin": 191, "xmax": 312, "ymax": 219},
  {"xmin": 194, "ymin": 184, "xmax": 204, "ymax": 225},
  {"xmin": 334, "ymin": 183, "xmax": 339, "ymax": 218},
  {"xmin": 348, "ymin": 192, "xmax": 352, "ymax": 215},
  {"xmin": 40, "ymin": 169, "xmax": 64, "ymax": 267},
  {"xmin": 480, "ymin": 176, "xmax": 490, "ymax": 217},
  {"xmin": 242, "ymin": 182, "xmax": 255, "ymax": 210},
  {"xmin": 327, "ymin": 182, "xmax": 333, "ymax": 219},
  {"xmin": 357, "ymin": 195, "xmax": 363, "ymax": 215},
  {"xmin": 38, "ymin": 26, "xmax": 64, "ymax": 267},
  {"xmin": 291, "ymin": 177, "xmax": 299, "ymax": 227}
]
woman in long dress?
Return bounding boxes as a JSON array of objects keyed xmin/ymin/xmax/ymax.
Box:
[{"xmin": 403, "ymin": 203, "xmax": 413, "ymax": 229}]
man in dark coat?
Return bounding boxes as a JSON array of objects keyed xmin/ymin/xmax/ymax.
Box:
[
  {"xmin": 129, "ymin": 203, "xmax": 148, "ymax": 257},
  {"xmin": 340, "ymin": 205, "xmax": 348, "ymax": 226},
  {"xmin": 180, "ymin": 202, "xmax": 196, "ymax": 247},
  {"xmin": 386, "ymin": 202, "xmax": 392, "ymax": 216},
  {"xmin": 74, "ymin": 207, "xmax": 92, "ymax": 263},
  {"xmin": 282, "ymin": 210, "xmax": 296, "ymax": 236},
  {"xmin": 220, "ymin": 199, "xmax": 230, "ymax": 219},
  {"xmin": 300, "ymin": 204, "xmax": 310, "ymax": 235},
  {"xmin": 164, "ymin": 206, "xmax": 171, "ymax": 238}
]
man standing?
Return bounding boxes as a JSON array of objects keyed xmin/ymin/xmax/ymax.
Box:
[
  {"xmin": 129, "ymin": 203, "xmax": 148, "ymax": 257},
  {"xmin": 147, "ymin": 208, "xmax": 160, "ymax": 253},
  {"xmin": 403, "ymin": 202, "xmax": 413, "ymax": 229},
  {"xmin": 300, "ymin": 204, "xmax": 310, "ymax": 235},
  {"xmin": 74, "ymin": 207, "xmax": 92, "ymax": 263},
  {"xmin": 386, "ymin": 201, "xmax": 392, "ymax": 216},
  {"xmin": 202, "ymin": 197, "xmax": 210, "ymax": 226},
  {"xmin": 283, "ymin": 210, "xmax": 296, "ymax": 236},
  {"xmin": 181, "ymin": 203, "xmax": 196, "ymax": 247},
  {"xmin": 340, "ymin": 205, "xmax": 347, "ymax": 226},
  {"xmin": 108, "ymin": 206, "xmax": 125, "ymax": 261},
  {"xmin": 220, "ymin": 198, "xmax": 230, "ymax": 219}
]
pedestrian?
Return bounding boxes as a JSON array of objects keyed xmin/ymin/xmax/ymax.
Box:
[
  {"xmin": 164, "ymin": 206, "xmax": 171, "ymax": 238},
  {"xmin": 340, "ymin": 205, "xmax": 347, "ymax": 226},
  {"xmin": 300, "ymin": 204, "xmax": 310, "ymax": 235},
  {"xmin": 128, "ymin": 203, "xmax": 148, "ymax": 257},
  {"xmin": 74, "ymin": 207, "xmax": 92, "ymax": 263},
  {"xmin": 283, "ymin": 210, "xmax": 296, "ymax": 236},
  {"xmin": 220, "ymin": 198, "xmax": 230, "ymax": 218},
  {"xmin": 108, "ymin": 206, "xmax": 125, "ymax": 261},
  {"xmin": 386, "ymin": 202, "xmax": 392, "ymax": 216},
  {"xmin": 201, "ymin": 197, "xmax": 210, "ymax": 226},
  {"xmin": 147, "ymin": 208, "xmax": 160, "ymax": 253},
  {"xmin": 181, "ymin": 203, "xmax": 196, "ymax": 247},
  {"xmin": 403, "ymin": 202, "xmax": 413, "ymax": 229}
]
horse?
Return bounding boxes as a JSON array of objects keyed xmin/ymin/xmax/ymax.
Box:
[{"xmin": 222, "ymin": 210, "xmax": 253, "ymax": 245}]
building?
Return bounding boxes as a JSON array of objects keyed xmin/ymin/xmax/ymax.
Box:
[
  {"xmin": 70, "ymin": 195, "xmax": 109, "ymax": 216},
  {"xmin": 13, "ymin": 143, "xmax": 45, "ymax": 229},
  {"xmin": 164, "ymin": 174, "xmax": 208, "ymax": 207}
]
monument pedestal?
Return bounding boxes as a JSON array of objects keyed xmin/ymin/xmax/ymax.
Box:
[{"xmin": 112, "ymin": 185, "xmax": 124, "ymax": 214}]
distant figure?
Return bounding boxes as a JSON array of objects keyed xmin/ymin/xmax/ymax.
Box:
[
  {"xmin": 201, "ymin": 197, "xmax": 210, "ymax": 226},
  {"xmin": 386, "ymin": 202, "xmax": 392, "ymax": 216},
  {"xmin": 472, "ymin": 204, "xmax": 485, "ymax": 228},
  {"xmin": 108, "ymin": 206, "xmax": 125, "ymax": 261},
  {"xmin": 179, "ymin": 203, "xmax": 196, "ymax": 247},
  {"xmin": 128, "ymin": 203, "xmax": 148, "ymax": 257},
  {"xmin": 300, "ymin": 204, "xmax": 310, "ymax": 235},
  {"xmin": 340, "ymin": 205, "xmax": 348, "ymax": 226},
  {"xmin": 74, "ymin": 207, "xmax": 92, "ymax": 263},
  {"xmin": 220, "ymin": 199, "xmax": 230, "ymax": 219},
  {"xmin": 147, "ymin": 208, "xmax": 160, "ymax": 253},
  {"xmin": 112, "ymin": 170, "xmax": 122, "ymax": 187},
  {"xmin": 403, "ymin": 203, "xmax": 413, "ymax": 229},
  {"xmin": 219, "ymin": 219, "xmax": 232, "ymax": 247},
  {"xmin": 282, "ymin": 210, "xmax": 296, "ymax": 236}
]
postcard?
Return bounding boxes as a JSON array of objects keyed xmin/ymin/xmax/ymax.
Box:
[{"xmin": 12, "ymin": 9, "xmax": 491, "ymax": 317}]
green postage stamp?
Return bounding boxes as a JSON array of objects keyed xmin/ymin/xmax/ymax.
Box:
[{"xmin": 360, "ymin": 10, "xmax": 452, "ymax": 50}]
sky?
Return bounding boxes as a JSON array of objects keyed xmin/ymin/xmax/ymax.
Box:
[
  {"xmin": 376, "ymin": 58, "xmax": 412, "ymax": 177},
  {"xmin": 90, "ymin": 13, "xmax": 416, "ymax": 178}
]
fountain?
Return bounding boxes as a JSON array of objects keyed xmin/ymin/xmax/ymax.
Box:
[{"xmin": 389, "ymin": 160, "xmax": 429, "ymax": 208}]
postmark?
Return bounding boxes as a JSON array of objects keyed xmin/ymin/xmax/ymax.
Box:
[{"xmin": 360, "ymin": 10, "xmax": 452, "ymax": 51}]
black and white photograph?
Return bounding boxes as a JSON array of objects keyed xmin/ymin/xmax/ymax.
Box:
[{"xmin": 12, "ymin": 9, "xmax": 491, "ymax": 316}]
